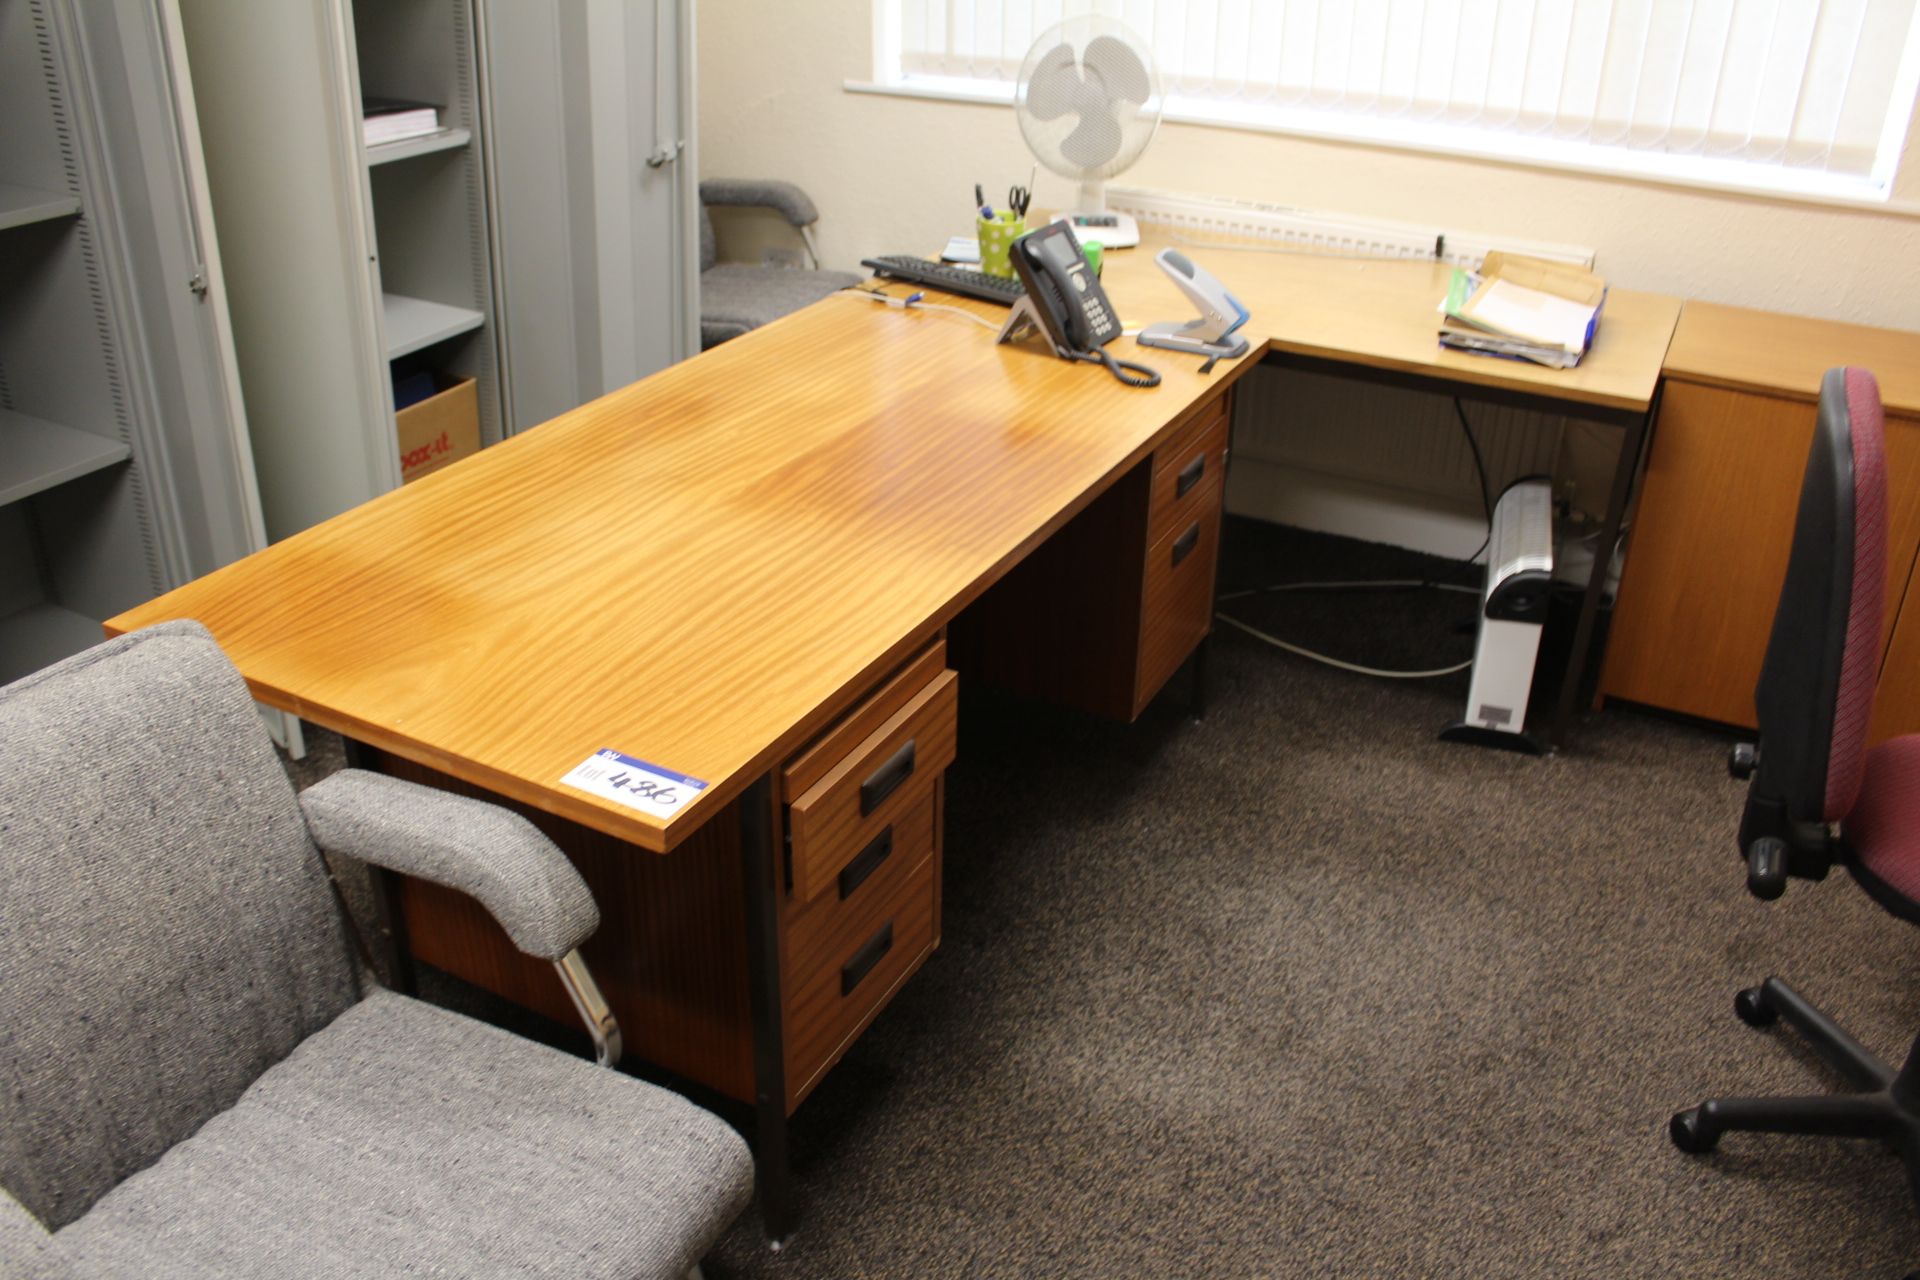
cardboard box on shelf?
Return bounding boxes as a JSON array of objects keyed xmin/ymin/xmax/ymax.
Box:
[{"xmin": 395, "ymin": 375, "xmax": 478, "ymax": 484}]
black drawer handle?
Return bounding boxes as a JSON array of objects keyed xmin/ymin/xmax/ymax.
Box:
[
  {"xmin": 839, "ymin": 826, "xmax": 893, "ymax": 900},
  {"xmin": 1176, "ymin": 453, "xmax": 1206, "ymax": 498},
  {"xmin": 860, "ymin": 739, "xmax": 916, "ymax": 816},
  {"xmin": 1171, "ymin": 522, "xmax": 1201, "ymax": 568},
  {"xmin": 842, "ymin": 921, "xmax": 894, "ymax": 996}
]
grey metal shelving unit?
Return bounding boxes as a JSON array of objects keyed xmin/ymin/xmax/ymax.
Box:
[
  {"xmin": 178, "ymin": 0, "xmax": 701, "ymax": 544},
  {"xmin": 176, "ymin": 0, "xmax": 507, "ymax": 542},
  {"xmin": 1, "ymin": 0, "xmax": 264, "ymax": 685}
]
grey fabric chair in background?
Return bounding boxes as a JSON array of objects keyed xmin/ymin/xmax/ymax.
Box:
[
  {"xmin": 699, "ymin": 178, "xmax": 860, "ymax": 349},
  {"xmin": 0, "ymin": 621, "xmax": 753, "ymax": 1279}
]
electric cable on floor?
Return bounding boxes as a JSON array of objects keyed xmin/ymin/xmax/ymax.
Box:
[
  {"xmin": 1215, "ymin": 399, "xmax": 1494, "ymax": 678},
  {"xmin": 1214, "ymin": 580, "xmax": 1478, "ymax": 679},
  {"xmin": 1214, "ymin": 611, "xmax": 1474, "ymax": 679}
]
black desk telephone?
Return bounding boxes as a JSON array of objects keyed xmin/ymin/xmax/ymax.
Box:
[{"xmin": 996, "ymin": 222, "xmax": 1160, "ymax": 388}]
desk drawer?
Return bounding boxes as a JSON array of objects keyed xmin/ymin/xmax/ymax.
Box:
[
  {"xmin": 1138, "ymin": 476, "xmax": 1224, "ymax": 712},
  {"xmin": 1149, "ymin": 402, "xmax": 1230, "ymax": 548},
  {"xmin": 784, "ymin": 803, "xmax": 939, "ymax": 1107},
  {"xmin": 784, "ymin": 640, "xmax": 946, "ymax": 800},
  {"xmin": 787, "ymin": 667, "xmax": 958, "ymax": 903}
]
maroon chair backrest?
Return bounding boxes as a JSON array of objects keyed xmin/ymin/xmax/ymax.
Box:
[{"xmin": 1749, "ymin": 367, "xmax": 1886, "ymax": 827}]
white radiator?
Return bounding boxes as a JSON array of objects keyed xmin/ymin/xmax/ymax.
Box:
[
  {"xmin": 1234, "ymin": 365, "xmax": 1564, "ymax": 500},
  {"xmin": 1225, "ymin": 364, "xmax": 1567, "ymax": 558},
  {"xmin": 1106, "ymin": 186, "xmax": 1596, "ymax": 270}
]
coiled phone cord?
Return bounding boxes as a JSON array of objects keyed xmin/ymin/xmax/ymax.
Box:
[{"xmin": 1074, "ymin": 346, "xmax": 1161, "ymax": 388}]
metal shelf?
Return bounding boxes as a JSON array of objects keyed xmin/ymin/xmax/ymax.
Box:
[
  {"xmin": 367, "ymin": 127, "xmax": 471, "ymax": 167},
  {"xmin": 0, "ymin": 182, "xmax": 79, "ymax": 232},
  {"xmin": 0, "ymin": 603, "xmax": 102, "ymax": 684},
  {"xmin": 0, "ymin": 408, "xmax": 131, "ymax": 506},
  {"xmin": 381, "ymin": 293, "xmax": 484, "ymax": 360}
]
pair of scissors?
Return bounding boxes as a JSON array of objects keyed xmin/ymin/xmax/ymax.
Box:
[{"xmin": 1007, "ymin": 184, "xmax": 1032, "ymax": 219}]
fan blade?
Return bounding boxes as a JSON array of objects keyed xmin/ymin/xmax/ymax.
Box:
[
  {"xmin": 1081, "ymin": 35, "xmax": 1151, "ymax": 105},
  {"xmin": 1060, "ymin": 81, "xmax": 1124, "ymax": 170},
  {"xmin": 1023, "ymin": 43, "xmax": 1083, "ymax": 121}
]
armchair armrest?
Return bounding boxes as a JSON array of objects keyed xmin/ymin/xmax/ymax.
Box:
[
  {"xmin": 298, "ymin": 770, "xmax": 623, "ymax": 1065},
  {"xmin": 698, "ymin": 178, "xmax": 819, "ymax": 227},
  {"xmin": 300, "ymin": 770, "xmax": 595, "ymax": 959}
]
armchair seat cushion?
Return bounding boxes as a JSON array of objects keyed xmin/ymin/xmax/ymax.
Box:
[
  {"xmin": 57, "ymin": 990, "xmax": 752, "ymax": 1280},
  {"xmin": 700, "ymin": 263, "xmax": 860, "ymax": 348}
]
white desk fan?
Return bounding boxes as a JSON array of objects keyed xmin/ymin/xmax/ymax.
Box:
[{"xmin": 1015, "ymin": 18, "xmax": 1164, "ymax": 251}]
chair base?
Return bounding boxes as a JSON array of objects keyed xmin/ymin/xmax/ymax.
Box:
[{"xmin": 1670, "ymin": 977, "xmax": 1920, "ymax": 1211}]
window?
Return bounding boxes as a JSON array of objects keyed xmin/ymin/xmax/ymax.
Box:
[{"xmin": 863, "ymin": 1, "xmax": 1920, "ymax": 204}]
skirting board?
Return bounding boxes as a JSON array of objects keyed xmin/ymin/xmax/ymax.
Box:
[{"xmin": 1225, "ymin": 458, "xmax": 1490, "ymax": 563}]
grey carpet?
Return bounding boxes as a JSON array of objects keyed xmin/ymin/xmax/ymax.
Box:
[{"xmin": 290, "ymin": 523, "xmax": 1920, "ymax": 1277}]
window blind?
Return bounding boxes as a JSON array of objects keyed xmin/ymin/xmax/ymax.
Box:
[{"xmin": 884, "ymin": 0, "xmax": 1920, "ymax": 200}]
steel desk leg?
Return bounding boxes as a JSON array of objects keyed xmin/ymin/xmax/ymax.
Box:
[
  {"xmin": 1190, "ymin": 633, "xmax": 1211, "ymax": 722},
  {"xmin": 1547, "ymin": 389, "xmax": 1660, "ymax": 747},
  {"xmin": 738, "ymin": 774, "xmax": 793, "ymax": 1246}
]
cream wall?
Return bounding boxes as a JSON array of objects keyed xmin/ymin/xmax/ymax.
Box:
[{"xmin": 699, "ymin": 0, "xmax": 1920, "ymax": 330}]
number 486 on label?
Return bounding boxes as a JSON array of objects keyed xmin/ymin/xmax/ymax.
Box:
[{"xmin": 560, "ymin": 749, "xmax": 709, "ymax": 820}]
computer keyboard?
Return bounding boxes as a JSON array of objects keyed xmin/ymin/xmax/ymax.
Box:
[{"xmin": 860, "ymin": 256, "xmax": 1026, "ymax": 307}]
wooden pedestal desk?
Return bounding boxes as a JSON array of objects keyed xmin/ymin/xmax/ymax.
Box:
[
  {"xmin": 1599, "ymin": 303, "xmax": 1920, "ymax": 738},
  {"xmin": 106, "ymin": 238, "xmax": 1678, "ymax": 1242},
  {"xmin": 106, "ymin": 267, "xmax": 1258, "ymax": 1242}
]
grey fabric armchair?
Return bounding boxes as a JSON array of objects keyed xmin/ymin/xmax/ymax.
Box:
[
  {"xmin": 0, "ymin": 621, "xmax": 752, "ymax": 1279},
  {"xmin": 699, "ymin": 178, "xmax": 860, "ymax": 349}
]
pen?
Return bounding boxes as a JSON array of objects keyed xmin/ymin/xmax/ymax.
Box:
[{"xmin": 975, "ymin": 183, "xmax": 984, "ymax": 210}]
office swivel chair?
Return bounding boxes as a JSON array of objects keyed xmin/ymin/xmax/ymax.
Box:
[
  {"xmin": 699, "ymin": 178, "xmax": 860, "ymax": 349},
  {"xmin": 0, "ymin": 621, "xmax": 752, "ymax": 1278},
  {"xmin": 1668, "ymin": 366, "xmax": 1920, "ymax": 1210}
]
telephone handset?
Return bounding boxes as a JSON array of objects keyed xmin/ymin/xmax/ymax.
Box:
[{"xmin": 996, "ymin": 222, "xmax": 1160, "ymax": 388}]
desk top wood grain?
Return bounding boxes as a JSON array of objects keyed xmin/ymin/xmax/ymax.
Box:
[
  {"xmin": 108, "ymin": 280, "xmax": 1260, "ymax": 851},
  {"xmin": 107, "ymin": 235, "xmax": 1679, "ymax": 852},
  {"xmin": 1663, "ymin": 300, "xmax": 1920, "ymax": 415},
  {"xmin": 1105, "ymin": 237, "xmax": 1681, "ymax": 413}
]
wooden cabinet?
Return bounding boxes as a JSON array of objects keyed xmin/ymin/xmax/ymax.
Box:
[
  {"xmin": 1870, "ymin": 588, "xmax": 1920, "ymax": 742},
  {"xmin": 1139, "ymin": 404, "xmax": 1230, "ymax": 713},
  {"xmin": 1599, "ymin": 302, "xmax": 1920, "ymax": 739},
  {"xmin": 949, "ymin": 384, "xmax": 1233, "ymax": 720},
  {"xmin": 778, "ymin": 640, "xmax": 953, "ymax": 1109},
  {"xmin": 379, "ymin": 637, "xmax": 956, "ymax": 1115}
]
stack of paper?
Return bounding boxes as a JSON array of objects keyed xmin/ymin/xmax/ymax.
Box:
[
  {"xmin": 1439, "ymin": 253, "xmax": 1606, "ymax": 369},
  {"xmin": 363, "ymin": 98, "xmax": 442, "ymax": 147}
]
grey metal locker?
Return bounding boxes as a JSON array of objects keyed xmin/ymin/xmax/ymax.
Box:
[
  {"xmin": 178, "ymin": 0, "xmax": 700, "ymax": 544},
  {"xmin": 484, "ymin": 0, "xmax": 700, "ymax": 430},
  {"xmin": 1, "ymin": 0, "xmax": 264, "ymax": 684}
]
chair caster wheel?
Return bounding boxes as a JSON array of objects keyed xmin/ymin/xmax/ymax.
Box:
[
  {"xmin": 1735, "ymin": 985, "xmax": 1777, "ymax": 1027},
  {"xmin": 1669, "ymin": 1108, "xmax": 1719, "ymax": 1154}
]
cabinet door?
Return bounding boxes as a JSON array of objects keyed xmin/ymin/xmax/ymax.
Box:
[
  {"xmin": 482, "ymin": 0, "xmax": 698, "ymax": 428},
  {"xmin": 1870, "ymin": 571, "xmax": 1920, "ymax": 744},
  {"xmin": 1868, "ymin": 414, "xmax": 1920, "ymax": 745},
  {"xmin": 1601, "ymin": 383, "xmax": 1920, "ymax": 728}
]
